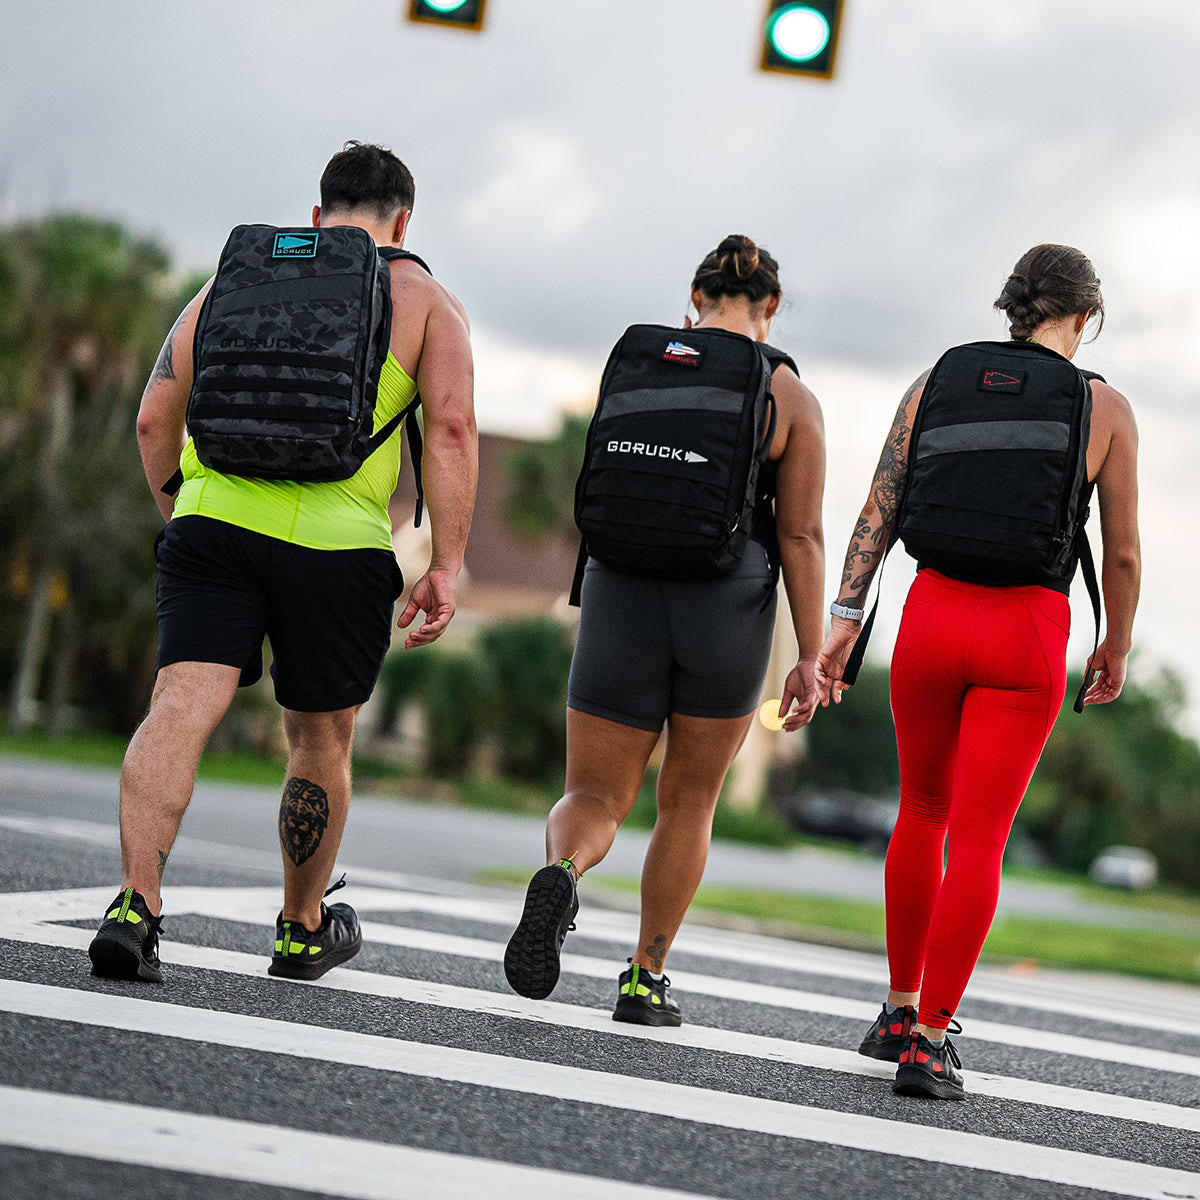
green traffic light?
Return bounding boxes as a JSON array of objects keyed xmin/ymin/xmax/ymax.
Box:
[
  {"xmin": 766, "ymin": 4, "xmax": 831, "ymax": 63},
  {"xmin": 423, "ymin": 0, "xmax": 470, "ymax": 9}
]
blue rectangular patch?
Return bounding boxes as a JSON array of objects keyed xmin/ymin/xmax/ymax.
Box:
[{"xmin": 272, "ymin": 231, "xmax": 319, "ymax": 258}]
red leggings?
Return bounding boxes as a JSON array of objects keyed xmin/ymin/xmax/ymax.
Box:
[{"xmin": 886, "ymin": 569, "xmax": 1069, "ymax": 1029}]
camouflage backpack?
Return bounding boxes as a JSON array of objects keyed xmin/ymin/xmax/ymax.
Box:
[{"xmin": 185, "ymin": 224, "xmax": 427, "ymax": 487}]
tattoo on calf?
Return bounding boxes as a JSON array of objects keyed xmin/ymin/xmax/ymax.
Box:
[
  {"xmin": 644, "ymin": 934, "xmax": 668, "ymax": 973},
  {"xmin": 156, "ymin": 850, "xmax": 168, "ymax": 883},
  {"xmin": 279, "ymin": 777, "xmax": 329, "ymax": 867}
]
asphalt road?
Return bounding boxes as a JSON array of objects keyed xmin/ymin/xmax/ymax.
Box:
[{"xmin": 1, "ymin": 756, "xmax": 1198, "ymax": 1199}]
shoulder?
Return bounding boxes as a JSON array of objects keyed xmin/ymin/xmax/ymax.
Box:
[
  {"xmin": 768, "ymin": 358, "xmax": 824, "ymax": 460},
  {"xmin": 1089, "ymin": 378, "xmax": 1138, "ymax": 441},
  {"xmin": 387, "ymin": 255, "xmax": 469, "ymax": 328},
  {"xmin": 771, "ymin": 358, "xmax": 820, "ymax": 414}
]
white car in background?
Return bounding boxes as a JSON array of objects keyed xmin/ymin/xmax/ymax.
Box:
[{"xmin": 1088, "ymin": 845, "xmax": 1159, "ymax": 889}]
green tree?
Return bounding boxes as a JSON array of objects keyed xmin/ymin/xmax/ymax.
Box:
[
  {"xmin": 0, "ymin": 214, "xmax": 195, "ymax": 732},
  {"xmin": 501, "ymin": 413, "xmax": 590, "ymax": 542},
  {"xmin": 1021, "ymin": 668, "xmax": 1200, "ymax": 888}
]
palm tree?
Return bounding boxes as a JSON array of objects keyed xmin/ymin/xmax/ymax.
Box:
[{"xmin": 0, "ymin": 214, "xmax": 188, "ymax": 733}]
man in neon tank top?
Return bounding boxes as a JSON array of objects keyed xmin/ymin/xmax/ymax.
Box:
[{"xmin": 88, "ymin": 142, "xmax": 477, "ymax": 985}]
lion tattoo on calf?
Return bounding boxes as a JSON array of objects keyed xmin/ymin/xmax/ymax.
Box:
[{"xmin": 279, "ymin": 777, "xmax": 329, "ymax": 867}]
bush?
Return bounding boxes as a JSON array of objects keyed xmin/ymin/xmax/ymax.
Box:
[
  {"xmin": 478, "ymin": 616, "xmax": 573, "ymax": 785},
  {"xmin": 375, "ymin": 647, "xmax": 434, "ymax": 737},
  {"xmin": 794, "ymin": 664, "xmax": 898, "ymax": 794},
  {"xmin": 419, "ymin": 646, "xmax": 497, "ymax": 775}
]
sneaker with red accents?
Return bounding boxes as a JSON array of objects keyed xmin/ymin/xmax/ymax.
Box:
[
  {"xmin": 857, "ymin": 1002, "xmax": 917, "ymax": 1062},
  {"xmin": 893, "ymin": 1029, "xmax": 966, "ymax": 1100}
]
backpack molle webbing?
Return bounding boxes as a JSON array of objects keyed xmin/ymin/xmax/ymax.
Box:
[
  {"xmin": 572, "ymin": 324, "xmax": 787, "ymax": 595},
  {"xmin": 186, "ymin": 224, "xmax": 414, "ymax": 485}
]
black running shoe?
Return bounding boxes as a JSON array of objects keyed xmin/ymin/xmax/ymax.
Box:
[
  {"xmin": 612, "ymin": 960, "xmax": 682, "ymax": 1027},
  {"xmin": 858, "ymin": 1003, "xmax": 917, "ymax": 1062},
  {"xmin": 268, "ymin": 877, "xmax": 361, "ymax": 981},
  {"xmin": 893, "ymin": 1029, "xmax": 966, "ymax": 1100},
  {"xmin": 504, "ymin": 861, "xmax": 578, "ymax": 999},
  {"xmin": 88, "ymin": 888, "xmax": 163, "ymax": 983}
]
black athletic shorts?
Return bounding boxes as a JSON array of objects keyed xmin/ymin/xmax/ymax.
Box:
[
  {"xmin": 155, "ymin": 515, "xmax": 403, "ymax": 713},
  {"xmin": 567, "ymin": 541, "xmax": 778, "ymax": 731}
]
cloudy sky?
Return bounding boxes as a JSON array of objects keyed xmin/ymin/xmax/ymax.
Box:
[{"xmin": 4, "ymin": 0, "xmax": 1199, "ymax": 725}]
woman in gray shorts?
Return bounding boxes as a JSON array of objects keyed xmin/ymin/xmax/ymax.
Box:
[{"xmin": 505, "ymin": 235, "xmax": 827, "ymax": 1024}]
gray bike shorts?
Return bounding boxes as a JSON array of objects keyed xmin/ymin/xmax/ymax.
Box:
[{"xmin": 567, "ymin": 541, "xmax": 778, "ymax": 731}]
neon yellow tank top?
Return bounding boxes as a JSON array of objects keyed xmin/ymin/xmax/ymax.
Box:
[{"xmin": 171, "ymin": 353, "xmax": 417, "ymax": 551}]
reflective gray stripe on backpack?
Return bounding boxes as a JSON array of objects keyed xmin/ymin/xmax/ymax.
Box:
[
  {"xmin": 597, "ymin": 385, "xmax": 748, "ymax": 419},
  {"xmin": 915, "ymin": 420, "xmax": 1070, "ymax": 458},
  {"xmin": 205, "ymin": 273, "xmax": 364, "ymax": 320}
]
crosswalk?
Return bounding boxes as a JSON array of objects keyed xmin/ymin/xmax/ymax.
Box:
[{"xmin": 1, "ymin": 879, "xmax": 1198, "ymax": 1199}]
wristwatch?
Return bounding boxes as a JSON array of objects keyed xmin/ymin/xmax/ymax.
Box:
[{"xmin": 829, "ymin": 600, "xmax": 864, "ymax": 622}]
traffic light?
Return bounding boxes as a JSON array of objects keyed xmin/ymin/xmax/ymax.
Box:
[
  {"xmin": 759, "ymin": 1, "xmax": 844, "ymax": 80},
  {"xmin": 407, "ymin": 0, "xmax": 487, "ymax": 32}
]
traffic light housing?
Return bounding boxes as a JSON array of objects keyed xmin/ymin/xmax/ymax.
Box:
[
  {"xmin": 407, "ymin": 0, "xmax": 487, "ymax": 32},
  {"xmin": 759, "ymin": 1, "xmax": 844, "ymax": 80}
]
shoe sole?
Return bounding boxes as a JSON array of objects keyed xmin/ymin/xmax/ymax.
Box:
[
  {"xmin": 267, "ymin": 929, "xmax": 362, "ymax": 981},
  {"xmin": 858, "ymin": 1039, "xmax": 903, "ymax": 1063},
  {"xmin": 504, "ymin": 865, "xmax": 576, "ymax": 1000},
  {"xmin": 892, "ymin": 1066, "xmax": 965, "ymax": 1100},
  {"xmin": 612, "ymin": 998, "xmax": 682, "ymax": 1027},
  {"xmin": 88, "ymin": 931, "xmax": 162, "ymax": 983}
]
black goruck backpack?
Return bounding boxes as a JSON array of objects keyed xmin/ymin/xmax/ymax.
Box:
[
  {"xmin": 184, "ymin": 224, "xmax": 426, "ymax": 493},
  {"xmin": 571, "ymin": 324, "xmax": 791, "ymax": 595},
  {"xmin": 845, "ymin": 338, "xmax": 1104, "ymax": 711},
  {"xmin": 897, "ymin": 339, "xmax": 1096, "ymax": 580}
]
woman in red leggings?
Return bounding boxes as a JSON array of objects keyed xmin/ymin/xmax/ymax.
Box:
[{"xmin": 816, "ymin": 244, "xmax": 1141, "ymax": 1099}]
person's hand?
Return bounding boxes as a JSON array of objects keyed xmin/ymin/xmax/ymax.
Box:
[
  {"xmin": 397, "ymin": 568, "xmax": 458, "ymax": 648},
  {"xmin": 814, "ymin": 617, "xmax": 862, "ymax": 706},
  {"xmin": 776, "ymin": 659, "xmax": 819, "ymax": 730},
  {"xmin": 1081, "ymin": 638, "xmax": 1128, "ymax": 705}
]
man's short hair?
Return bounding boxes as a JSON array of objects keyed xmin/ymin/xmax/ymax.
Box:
[{"xmin": 319, "ymin": 141, "xmax": 415, "ymax": 219}]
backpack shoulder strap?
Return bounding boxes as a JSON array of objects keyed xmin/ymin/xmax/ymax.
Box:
[
  {"xmin": 760, "ymin": 344, "xmax": 798, "ymax": 376},
  {"xmin": 1073, "ymin": 527, "xmax": 1102, "ymax": 714},
  {"xmin": 378, "ymin": 246, "xmax": 433, "ymax": 275},
  {"xmin": 375, "ymin": 247, "xmax": 432, "ymax": 526}
]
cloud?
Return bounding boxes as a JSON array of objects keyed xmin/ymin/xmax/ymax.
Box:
[{"xmin": 459, "ymin": 124, "xmax": 598, "ymax": 244}]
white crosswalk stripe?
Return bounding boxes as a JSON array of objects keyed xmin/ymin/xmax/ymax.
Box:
[{"xmin": 2, "ymin": 880, "xmax": 1198, "ymax": 1200}]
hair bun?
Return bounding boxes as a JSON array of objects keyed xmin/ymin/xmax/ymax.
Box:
[
  {"xmin": 715, "ymin": 234, "xmax": 760, "ymax": 281},
  {"xmin": 993, "ymin": 243, "xmax": 1104, "ymax": 341}
]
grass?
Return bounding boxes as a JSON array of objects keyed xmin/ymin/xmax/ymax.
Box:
[{"xmin": 480, "ymin": 869, "xmax": 1200, "ymax": 987}]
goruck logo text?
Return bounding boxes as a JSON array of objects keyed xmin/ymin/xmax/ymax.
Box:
[{"xmin": 607, "ymin": 440, "xmax": 708, "ymax": 464}]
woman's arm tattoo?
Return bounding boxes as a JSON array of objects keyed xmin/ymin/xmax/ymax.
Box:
[{"xmin": 838, "ymin": 370, "xmax": 929, "ymax": 600}]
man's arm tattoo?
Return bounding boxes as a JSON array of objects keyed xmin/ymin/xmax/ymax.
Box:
[
  {"xmin": 148, "ymin": 310, "xmax": 187, "ymax": 387},
  {"xmin": 278, "ymin": 777, "xmax": 330, "ymax": 867}
]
